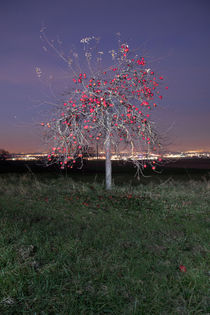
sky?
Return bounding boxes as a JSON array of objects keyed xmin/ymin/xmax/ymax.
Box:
[{"xmin": 0, "ymin": 0, "xmax": 210, "ymax": 153}]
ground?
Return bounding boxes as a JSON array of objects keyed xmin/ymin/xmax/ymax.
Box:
[{"xmin": 0, "ymin": 171, "xmax": 209, "ymax": 314}]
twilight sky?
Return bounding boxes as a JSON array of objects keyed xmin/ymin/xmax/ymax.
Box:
[{"xmin": 0, "ymin": 0, "xmax": 210, "ymax": 153}]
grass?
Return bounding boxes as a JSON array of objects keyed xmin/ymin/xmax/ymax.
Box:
[{"xmin": 0, "ymin": 173, "xmax": 209, "ymax": 314}]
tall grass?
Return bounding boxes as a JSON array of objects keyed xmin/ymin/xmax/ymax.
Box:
[{"xmin": 0, "ymin": 173, "xmax": 209, "ymax": 314}]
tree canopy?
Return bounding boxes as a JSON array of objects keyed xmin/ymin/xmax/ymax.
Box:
[{"xmin": 40, "ymin": 35, "xmax": 166, "ymax": 188}]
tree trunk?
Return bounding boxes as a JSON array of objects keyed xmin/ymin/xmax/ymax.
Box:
[{"xmin": 105, "ymin": 134, "xmax": 112, "ymax": 190}]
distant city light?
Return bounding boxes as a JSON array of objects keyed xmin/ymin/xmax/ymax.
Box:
[{"xmin": 6, "ymin": 150, "xmax": 210, "ymax": 161}]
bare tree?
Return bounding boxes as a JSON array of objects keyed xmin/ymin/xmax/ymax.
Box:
[{"xmin": 40, "ymin": 33, "xmax": 165, "ymax": 189}]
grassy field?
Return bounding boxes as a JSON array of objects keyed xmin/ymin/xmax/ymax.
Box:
[{"xmin": 0, "ymin": 173, "xmax": 209, "ymax": 314}]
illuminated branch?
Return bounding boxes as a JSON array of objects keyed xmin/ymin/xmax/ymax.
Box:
[{"xmin": 40, "ymin": 34, "xmax": 166, "ymax": 189}]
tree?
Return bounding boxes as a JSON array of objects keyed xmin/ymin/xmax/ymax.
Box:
[
  {"xmin": 0, "ymin": 149, "xmax": 10, "ymax": 161},
  {"xmin": 40, "ymin": 34, "xmax": 165, "ymax": 189}
]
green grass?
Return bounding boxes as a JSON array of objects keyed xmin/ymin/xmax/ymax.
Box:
[{"xmin": 0, "ymin": 173, "xmax": 209, "ymax": 314}]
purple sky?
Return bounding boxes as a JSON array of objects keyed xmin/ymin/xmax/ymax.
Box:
[{"xmin": 0, "ymin": 0, "xmax": 210, "ymax": 153}]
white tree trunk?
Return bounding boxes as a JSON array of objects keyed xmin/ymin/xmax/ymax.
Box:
[{"xmin": 105, "ymin": 133, "xmax": 112, "ymax": 190}]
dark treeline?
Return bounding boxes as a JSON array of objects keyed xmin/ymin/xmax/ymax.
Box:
[{"xmin": 0, "ymin": 158, "xmax": 210, "ymax": 177}]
